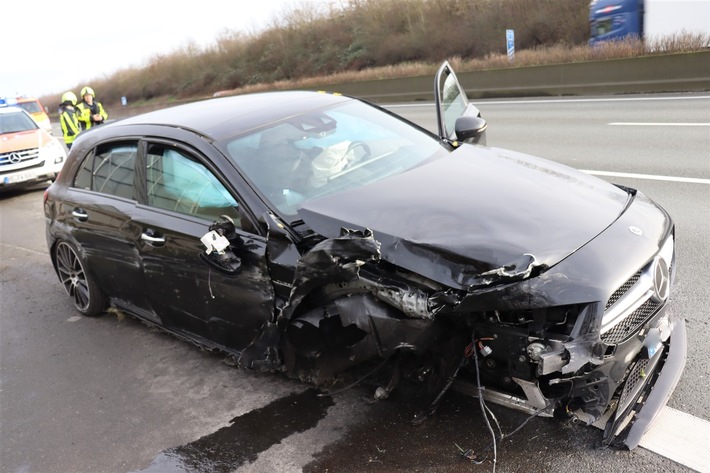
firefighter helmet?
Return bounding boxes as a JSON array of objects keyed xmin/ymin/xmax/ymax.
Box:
[
  {"xmin": 61, "ymin": 91, "xmax": 77, "ymax": 106},
  {"xmin": 80, "ymin": 86, "xmax": 95, "ymax": 98}
]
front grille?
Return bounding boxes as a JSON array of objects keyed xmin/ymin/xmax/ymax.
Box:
[
  {"xmin": 602, "ymin": 300, "xmax": 661, "ymax": 344},
  {"xmin": 605, "ymin": 270, "xmax": 642, "ymax": 310},
  {"xmin": 0, "ymin": 147, "xmax": 40, "ymax": 167},
  {"xmin": 618, "ymin": 358, "xmax": 649, "ymax": 409},
  {"xmin": 601, "ymin": 235, "xmax": 673, "ymax": 346}
]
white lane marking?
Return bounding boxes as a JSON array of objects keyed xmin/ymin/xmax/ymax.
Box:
[
  {"xmin": 478, "ymin": 96, "xmax": 710, "ymax": 105},
  {"xmin": 0, "ymin": 242, "xmax": 48, "ymax": 256},
  {"xmin": 67, "ymin": 316, "xmax": 82, "ymax": 323},
  {"xmin": 640, "ymin": 406, "xmax": 710, "ymax": 473},
  {"xmin": 388, "ymin": 96, "xmax": 710, "ymax": 107},
  {"xmin": 609, "ymin": 122, "xmax": 710, "ymax": 126},
  {"xmin": 582, "ymin": 170, "xmax": 710, "ymax": 185}
]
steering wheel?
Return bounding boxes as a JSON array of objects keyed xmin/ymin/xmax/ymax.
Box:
[{"xmin": 345, "ymin": 141, "xmax": 371, "ymax": 165}]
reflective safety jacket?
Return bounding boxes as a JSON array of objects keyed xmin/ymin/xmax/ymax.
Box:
[
  {"xmin": 76, "ymin": 100, "xmax": 108, "ymax": 130},
  {"xmin": 59, "ymin": 105, "xmax": 81, "ymax": 146}
]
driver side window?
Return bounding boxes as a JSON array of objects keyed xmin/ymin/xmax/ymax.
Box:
[
  {"xmin": 145, "ymin": 144, "xmax": 241, "ymax": 225},
  {"xmin": 441, "ymin": 72, "xmax": 467, "ymax": 138}
]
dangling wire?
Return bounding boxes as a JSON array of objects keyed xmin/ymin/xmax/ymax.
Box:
[
  {"xmin": 472, "ymin": 330, "xmax": 498, "ymax": 472},
  {"xmin": 484, "ymin": 403, "xmax": 503, "ymax": 440},
  {"xmin": 207, "ymin": 267, "xmax": 215, "ymax": 299},
  {"xmin": 458, "ymin": 332, "xmax": 553, "ymax": 470}
]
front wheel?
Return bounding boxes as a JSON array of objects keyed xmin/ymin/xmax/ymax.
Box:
[{"xmin": 54, "ymin": 241, "xmax": 107, "ymax": 316}]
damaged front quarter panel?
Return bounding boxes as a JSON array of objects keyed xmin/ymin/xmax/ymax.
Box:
[
  {"xmin": 274, "ymin": 228, "xmax": 454, "ymax": 385},
  {"xmin": 232, "ymin": 226, "xmax": 467, "ymax": 406}
]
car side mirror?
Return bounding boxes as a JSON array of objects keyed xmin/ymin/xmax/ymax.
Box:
[
  {"xmin": 455, "ymin": 116, "xmax": 488, "ymax": 144},
  {"xmin": 198, "ymin": 216, "xmax": 242, "ymax": 276},
  {"xmin": 199, "ymin": 247, "xmax": 242, "ymax": 276}
]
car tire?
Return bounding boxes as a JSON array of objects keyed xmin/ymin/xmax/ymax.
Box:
[{"xmin": 54, "ymin": 241, "xmax": 107, "ymax": 316}]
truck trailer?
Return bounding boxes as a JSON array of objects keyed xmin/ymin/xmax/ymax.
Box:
[{"xmin": 589, "ymin": 0, "xmax": 710, "ymax": 45}]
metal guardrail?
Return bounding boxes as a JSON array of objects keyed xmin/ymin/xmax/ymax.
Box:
[{"xmin": 320, "ymin": 50, "xmax": 710, "ymax": 103}]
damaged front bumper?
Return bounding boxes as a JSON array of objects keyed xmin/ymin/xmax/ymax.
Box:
[
  {"xmin": 603, "ymin": 318, "xmax": 687, "ymax": 449},
  {"xmin": 453, "ymin": 313, "xmax": 687, "ymax": 450}
]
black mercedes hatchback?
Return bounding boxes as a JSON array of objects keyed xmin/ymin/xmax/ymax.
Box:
[{"xmin": 44, "ymin": 62, "xmax": 685, "ymax": 450}]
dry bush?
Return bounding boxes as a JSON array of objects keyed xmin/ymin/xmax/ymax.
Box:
[
  {"xmin": 40, "ymin": 0, "xmax": 709, "ymax": 109},
  {"xmin": 645, "ymin": 31, "xmax": 710, "ymax": 53}
]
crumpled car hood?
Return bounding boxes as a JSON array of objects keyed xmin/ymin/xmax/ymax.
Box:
[{"xmin": 298, "ymin": 145, "xmax": 630, "ymax": 289}]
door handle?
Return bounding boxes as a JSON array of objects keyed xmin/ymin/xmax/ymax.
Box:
[
  {"xmin": 141, "ymin": 232, "xmax": 166, "ymax": 245},
  {"xmin": 71, "ymin": 208, "xmax": 88, "ymax": 221}
]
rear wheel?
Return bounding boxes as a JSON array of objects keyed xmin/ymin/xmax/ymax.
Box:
[{"xmin": 54, "ymin": 241, "xmax": 107, "ymax": 316}]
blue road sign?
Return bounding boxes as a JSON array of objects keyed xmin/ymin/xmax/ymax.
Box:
[{"xmin": 506, "ymin": 29, "xmax": 515, "ymax": 63}]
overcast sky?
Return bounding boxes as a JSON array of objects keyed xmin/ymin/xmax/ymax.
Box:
[{"xmin": 2, "ymin": 0, "xmax": 336, "ymax": 99}]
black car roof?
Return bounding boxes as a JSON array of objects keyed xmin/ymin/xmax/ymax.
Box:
[{"xmin": 114, "ymin": 91, "xmax": 353, "ymax": 140}]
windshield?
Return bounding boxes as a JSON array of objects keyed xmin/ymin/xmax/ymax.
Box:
[
  {"xmin": 0, "ymin": 111, "xmax": 39, "ymax": 134},
  {"xmin": 223, "ymin": 100, "xmax": 447, "ymax": 217},
  {"xmin": 16, "ymin": 101, "xmax": 43, "ymax": 114}
]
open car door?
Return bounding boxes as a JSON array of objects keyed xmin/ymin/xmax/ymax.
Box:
[{"xmin": 434, "ymin": 61, "xmax": 487, "ymax": 145}]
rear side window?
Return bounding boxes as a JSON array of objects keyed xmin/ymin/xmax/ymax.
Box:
[
  {"xmin": 74, "ymin": 142, "xmax": 137, "ymax": 200},
  {"xmin": 146, "ymin": 144, "xmax": 240, "ymax": 224},
  {"xmin": 440, "ymin": 71, "xmax": 467, "ymax": 138}
]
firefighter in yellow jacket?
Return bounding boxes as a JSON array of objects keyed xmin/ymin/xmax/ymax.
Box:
[
  {"xmin": 59, "ymin": 91, "xmax": 81, "ymax": 150},
  {"xmin": 76, "ymin": 86, "xmax": 108, "ymax": 131}
]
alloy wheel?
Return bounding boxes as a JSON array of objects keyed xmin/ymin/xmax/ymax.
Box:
[{"xmin": 55, "ymin": 241, "xmax": 91, "ymax": 311}]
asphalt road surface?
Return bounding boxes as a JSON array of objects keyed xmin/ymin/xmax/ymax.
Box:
[{"xmin": 1, "ymin": 93, "xmax": 708, "ymax": 473}]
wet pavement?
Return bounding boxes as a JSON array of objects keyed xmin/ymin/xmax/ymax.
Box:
[
  {"xmin": 126, "ymin": 379, "xmax": 689, "ymax": 473},
  {"xmin": 135, "ymin": 389, "xmax": 334, "ymax": 473}
]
